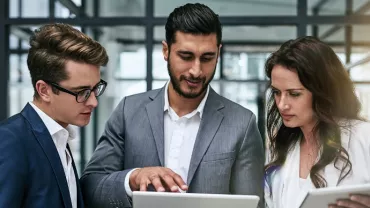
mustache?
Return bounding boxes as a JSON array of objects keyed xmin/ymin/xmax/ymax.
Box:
[{"xmin": 180, "ymin": 75, "xmax": 206, "ymax": 83}]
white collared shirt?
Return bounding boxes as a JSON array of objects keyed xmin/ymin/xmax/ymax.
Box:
[
  {"xmin": 29, "ymin": 102, "xmax": 77, "ymax": 208},
  {"xmin": 163, "ymin": 81, "xmax": 209, "ymax": 183},
  {"xmin": 124, "ymin": 81, "xmax": 210, "ymax": 196}
]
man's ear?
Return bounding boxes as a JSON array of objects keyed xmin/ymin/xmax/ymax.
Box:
[
  {"xmin": 162, "ymin": 40, "xmax": 169, "ymax": 61},
  {"xmin": 218, "ymin": 44, "xmax": 222, "ymax": 59},
  {"xmin": 35, "ymin": 80, "xmax": 52, "ymax": 102}
]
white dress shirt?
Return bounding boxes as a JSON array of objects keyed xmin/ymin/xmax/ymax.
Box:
[
  {"xmin": 124, "ymin": 82, "xmax": 210, "ymax": 196},
  {"xmin": 29, "ymin": 102, "xmax": 77, "ymax": 208},
  {"xmin": 265, "ymin": 119, "xmax": 370, "ymax": 208}
]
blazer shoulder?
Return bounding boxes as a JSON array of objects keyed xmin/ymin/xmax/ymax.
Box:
[
  {"xmin": 0, "ymin": 113, "xmax": 28, "ymax": 155},
  {"xmin": 124, "ymin": 88, "xmax": 162, "ymax": 104},
  {"xmin": 0, "ymin": 113, "xmax": 29, "ymax": 134},
  {"xmin": 216, "ymin": 93, "xmax": 255, "ymax": 118}
]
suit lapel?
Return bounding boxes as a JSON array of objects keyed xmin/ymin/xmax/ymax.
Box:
[
  {"xmin": 67, "ymin": 145, "xmax": 84, "ymax": 208},
  {"xmin": 145, "ymin": 88, "xmax": 165, "ymax": 166},
  {"xmin": 187, "ymin": 89, "xmax": 224, "ymax": 185},
  {"xmin": 21, "ymin": 104, "xmax": 72, "ymax": 208}
]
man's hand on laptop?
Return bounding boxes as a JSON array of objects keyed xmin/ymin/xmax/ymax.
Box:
[
  {"xmin": 129, "ymin": 167, "xmax": 188, "ymax": 193},
  {"xmin": 328, "ymin": 194, "xmax": 370, "ymax": 208}
]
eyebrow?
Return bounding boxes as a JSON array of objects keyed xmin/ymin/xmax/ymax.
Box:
[
  {"xmin": 177, "ymin": 50, "xmax": 217, "ymax": 56},
  {"xmin": 271, "ymin": 85, "xmax": 304, "ymax": 91},
  {"xmin": 70, "ymin": 81, "xmax": 101, "ymax": 90}
]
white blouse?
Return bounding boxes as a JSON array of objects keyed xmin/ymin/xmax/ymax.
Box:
[{"xmin": 264, "ymin": 120, "xmax": 370, "ymax": 208}]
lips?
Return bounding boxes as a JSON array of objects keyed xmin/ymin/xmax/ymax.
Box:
[
  {"xmin": 281, "ymin": 114, "xmax": 294, "ymax": 120},
  {"xmin": 81, "ymin": 112, "xmax": 92, "ymax": 116},
  {"xmin": 185, "ymin": 79, "xmax": 201, "ymax": 87}
]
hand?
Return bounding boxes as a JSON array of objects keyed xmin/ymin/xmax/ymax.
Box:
[
  {"xmin": 328, "ymin": 194, "xmax": 370, "ymax": 208},
  {"xmin": 129, "ymin": 167, "xmax": 188, "ymax": 193}
]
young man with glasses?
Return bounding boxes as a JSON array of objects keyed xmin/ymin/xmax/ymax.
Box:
[{"xmin": 0, "ymin": 23, "xmax": 108, "ymax": 208}]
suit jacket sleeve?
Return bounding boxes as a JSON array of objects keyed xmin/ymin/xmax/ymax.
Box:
[
  {"xmin": 230, "ymin": 114, "xmax": 265, "ymax": 207},
  {"xmin": 0, "ymin": 128, "xmax": 27, "ymax": 207},
  {"xmin": 80, "ymin": 98, "xmax": 133, "ymax": 208}
]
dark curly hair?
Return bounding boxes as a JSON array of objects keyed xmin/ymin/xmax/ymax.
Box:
[{"xmin": 264, "ymin": 36, "xmax": 362, "ymax": 188}]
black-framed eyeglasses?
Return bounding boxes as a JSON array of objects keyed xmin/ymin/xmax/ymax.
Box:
[{"xmin": 43, "ymin": 79, "xmax": 107, "ymax": 103}]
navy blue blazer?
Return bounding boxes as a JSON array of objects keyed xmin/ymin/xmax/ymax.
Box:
[{"xmin": 0, "ymin": 103, "xmax": 84, "ymax": 208}]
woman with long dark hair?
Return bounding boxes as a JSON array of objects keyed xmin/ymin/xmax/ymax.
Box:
[{"xmin": 264, "ymin": 36, "xmax": 370, "ymax": 208}]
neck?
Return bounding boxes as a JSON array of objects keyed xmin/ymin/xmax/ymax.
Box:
[
  {"xmin": 300, "ymin": 122, "xmax": 318, "ymax": 147},
  {"xmin": 168, "ymin": 82, "xmax": 206, "ymax": 117},
  {"xmin": 32, "ymin": 99, "xmax": 67, "ymax": 128}
]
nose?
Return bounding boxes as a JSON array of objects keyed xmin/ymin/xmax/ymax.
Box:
[
  {"xmin": 189, "ymin": 59, "xmax": 202, "ymax": 78},
  {"xmin": 277, "ymin": 95, "xmax": 289, "ymax": 111},
  {"xmin": 86, "ymin": 91, "xmax": 98, "ymax": 108}
]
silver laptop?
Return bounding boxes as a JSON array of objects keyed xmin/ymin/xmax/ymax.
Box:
[{"xmin": 133, "ymin": 191, "xmax": 260, "ymax": 208}]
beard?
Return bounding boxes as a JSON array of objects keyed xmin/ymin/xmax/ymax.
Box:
[{"xmin": 167, "ymin": 55, "xmax": 216, "ymax": 99}]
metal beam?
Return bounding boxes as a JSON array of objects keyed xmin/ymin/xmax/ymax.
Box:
[
  {"xmin": 115, "ymin": 38, "xmax": 370, "ymax": 47},
  {"xmin": 0, "ymin": 0, "xmax": 9, "ymax": 121},
  {"xmin": 10, "ymin": 27, "xmax": 31, "ymax": 41},
  {"xmin": 320, "ymin": 1, "xmax": 370, "ymax": 40},
  {"xmin": 345, "ymin": 0, "xmax": 353, "ymax": 64},
  {"xmin": 57, "ymin": 0, "xmax": 80, "ymax": 16},
  {"xmin": 6, "ymin": 14, "xmax": 370, "ymax": 26},
  {"xmin": 146, "ymin": 0, "xmax": 154, "ymax": 91},
  {"xmin": 312, "ymin": 0, "xmax": 332, "ymax": 12},
  {"xmin": 297, "ymin": 0, "xmax": 307, "ymax": 37},
  {"xmin": 345, "ymin": 53, "xmax": 370, "ymax": 69}
]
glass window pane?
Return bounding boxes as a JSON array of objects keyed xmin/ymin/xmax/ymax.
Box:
[
  {"xmin": 9, "ymin": 34, "xmax": 19, "ymax": 50},
  {"xmin": 153, "ymin": 45, "xmax": 169, "ymax": 80},
  {"xmin": 55, "ymin": 1, "xmax": 76, "ymax": 18},
  {"xmin": 223, "ymin": 50, "xmax": 269, "ymax": 80},
  {"xmin": 99, "ymin": 0, "xmax": 145, "ymax": 17},
  {"xmin": 9, "ymin": 0, "xmax": 20, "ymax": 18},
  {"xmin": 350, "ymin": 61, "xmax": 370, "ymax": 81},
  {"xmin": 118, "ymin": 45, "xmax": 146, "ymax": 79},
  {"xmin": 21, "ymin": 0, "xmax": 49, "ymax": 17},
  {"xmin": 153, "ymin": 80, "xmax": 167, "ymax": 90},
  {"xmin": 216, "ymin": 81, "xmax": 259, "ymax": 118},
  {"xmin": 308, "ymin": 0, "xmax": 345, "ymax": 15},
  {"xmin": 91, "ymin": 26, "xmax": 146, "ymax": 79},
  {"xmin": 155, "ymin": 0, "xmax": 297, "ymax": 17},
  {"xmin": 223, "ymin": 26, "xmax": 296, "ymax": 42}
]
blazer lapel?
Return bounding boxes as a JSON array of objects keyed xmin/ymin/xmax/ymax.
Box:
[
  {"xmin": 145, "ymin": 88, "xmax": 165, "ymax": 166},
  {"xmin": 21, "ymin": 104, "xmax": 72, "ymax": 208},
  {"xmin": 187, "ymin": 89, "xmax": 224, "ymax": 185}
]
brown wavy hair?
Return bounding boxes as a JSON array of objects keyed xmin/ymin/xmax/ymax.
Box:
[
  {"xmin": 264, "ymin": 36, "xmax": 362, "ymax": 188},
  {"xmin": 27, "ymin": 23, "xmax": 109, "ymax": 99}
]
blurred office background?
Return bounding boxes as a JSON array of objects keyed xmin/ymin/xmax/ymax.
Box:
[{"xmin": 1, "ymin": 0, "xmax": 370, "ymax": 174}]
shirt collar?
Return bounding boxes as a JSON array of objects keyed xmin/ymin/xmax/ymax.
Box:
[
  {"xmin": 29, "ymin": 102, "xmax": 76, "ymax": 141},
  {"xmin": 163, "ymin": 81, "xmax": 209, "ymax": 118}
]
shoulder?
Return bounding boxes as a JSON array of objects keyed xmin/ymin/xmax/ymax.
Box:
[
  {"xmin": 122, "ymin": 88, "xmax": 162, "ymax": 106},
  {"xmin": 210, "ymin": 90, "xmax": 255, "ymax": 119},
  {"xmin": 0, "ymin": 114, "xmax": 28, "ymax": 157}
]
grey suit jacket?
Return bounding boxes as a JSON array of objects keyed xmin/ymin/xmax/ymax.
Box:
[{"xmin": 81, "ymin": 87, "xmax": 264, "ymax": 208}]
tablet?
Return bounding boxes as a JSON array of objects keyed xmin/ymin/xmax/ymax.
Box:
[
  {"xmin": 133, "ymin": 191, "xmax": 260, "ymax": 208},
  {"xmin": 300, "ymin": 183, "xmax": 370, "ymax": 208}
]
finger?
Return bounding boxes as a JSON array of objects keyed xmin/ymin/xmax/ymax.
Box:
[
  {"xmin": 139, "ymin": 179, "xmax": 151, "ymax": 191},
  {"xmin": 350, "ymin": 195, "xmax": 370, "ymax": 206},
  {"xmin": 149, "ymin": 175, "xmax": 165, "ymax": 192},
  {"xmin": 170, "ymin": 172, "xmax": 188, "ymax": 191},
  {"xmin": 337, "ymin": 199, "xmax": 367, "ymax": 208},
  {"xmin": 329, "ymin": 205, "xmax": 345, "ymax": 208},
  {"xmin": 160, "ymin": 173, "xmax": 180, "ymax": 192}
]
